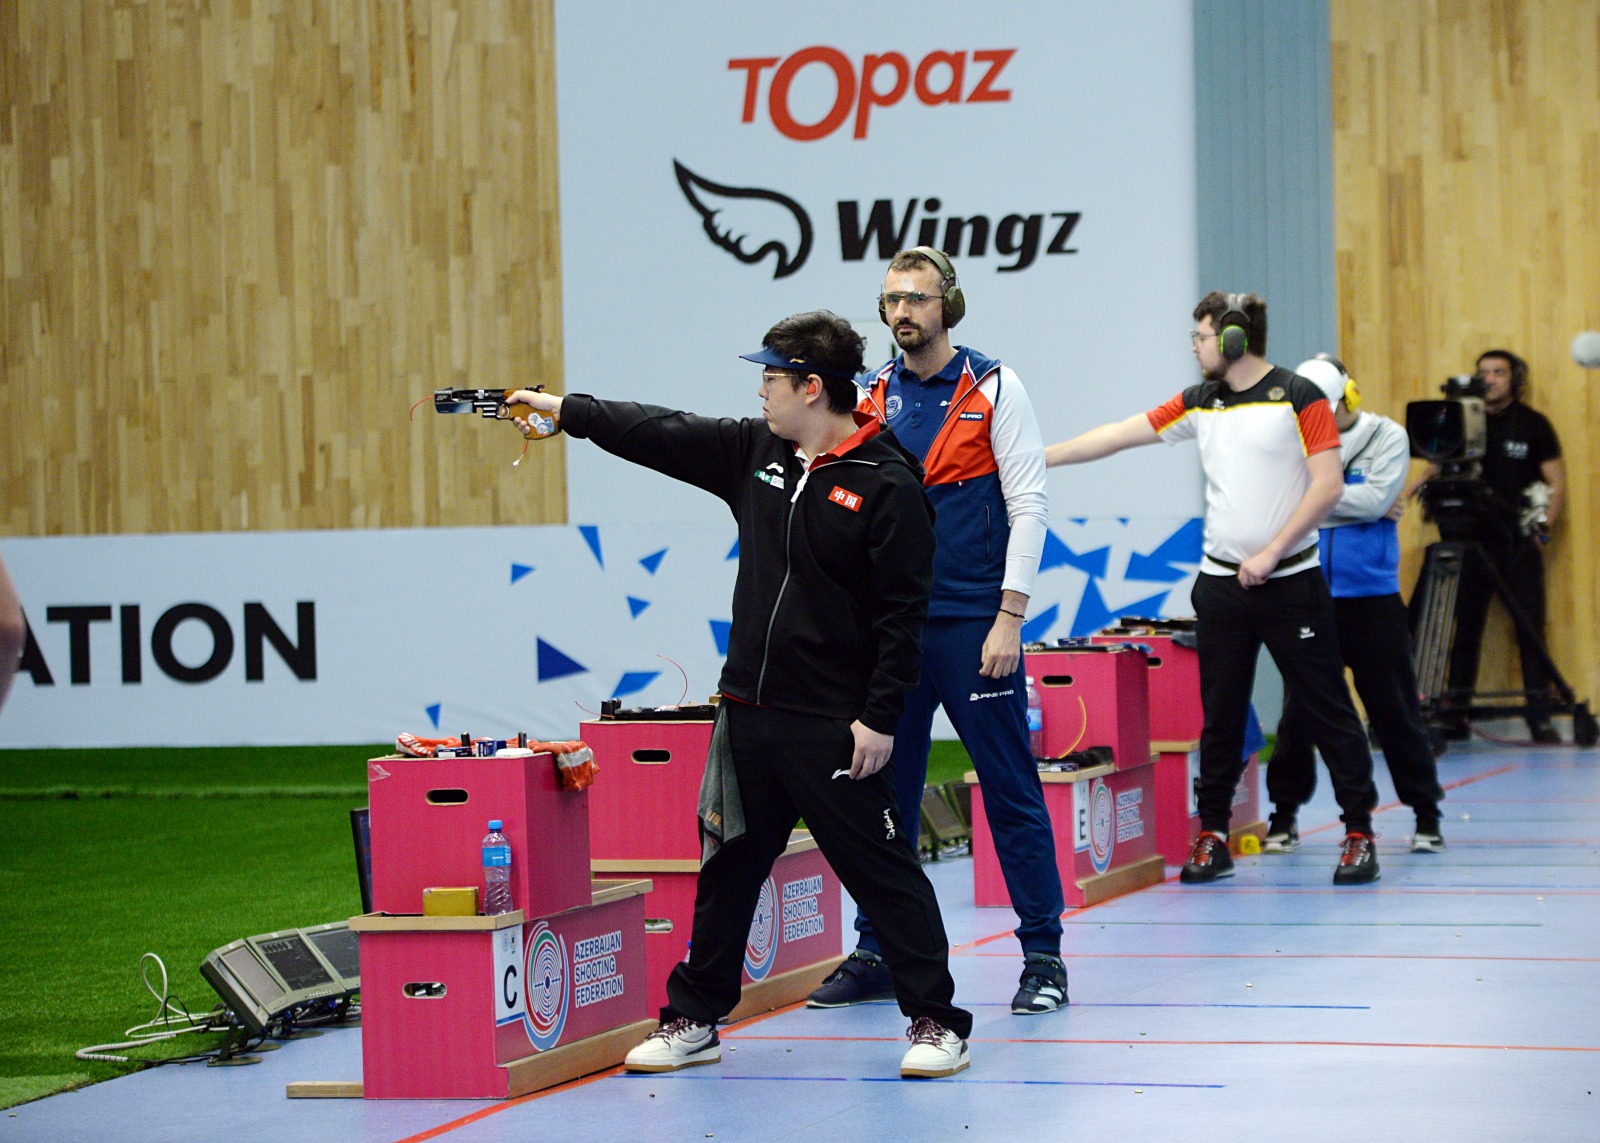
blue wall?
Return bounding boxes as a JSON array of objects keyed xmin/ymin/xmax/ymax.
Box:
[{"xmin": 1194, "ymin": 0, "xmax": 1336, "ymax": 724}]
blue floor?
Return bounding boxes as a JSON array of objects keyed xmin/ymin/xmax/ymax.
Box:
[{"xmin": 8, "ymin": 735, "xmax": 1599, "ymax": 1142}]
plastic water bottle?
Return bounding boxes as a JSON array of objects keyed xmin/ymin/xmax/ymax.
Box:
[
  {"xmin": 1025, "ymin": 676, "xmax": 1044, "ymax": 759},
  {"xmin": 481, "ymin": 820, "xmax": 513, "ymax": 915}
]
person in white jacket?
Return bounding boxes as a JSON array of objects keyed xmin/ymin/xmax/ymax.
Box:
[{"xmin": 1265, "ymin": 355, "xmax": 1445, "ymax": 854}]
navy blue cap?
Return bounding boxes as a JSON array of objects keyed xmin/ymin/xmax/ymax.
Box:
[{"xmin": 739, "ymin": 345, "xmax": 858, "ymax": 381}]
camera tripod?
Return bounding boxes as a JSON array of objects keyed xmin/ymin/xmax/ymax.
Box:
[{"xmin": 1410, "ymin": 537, "xmax": 1599, "ymax": 746}]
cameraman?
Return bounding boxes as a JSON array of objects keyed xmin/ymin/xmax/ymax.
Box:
[{"xmin": 1409, "ymin": 350, "xmax": 1565, "ymax": 742}]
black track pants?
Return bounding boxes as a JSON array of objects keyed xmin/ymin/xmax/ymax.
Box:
[
  {"xmin": 663, "ymin": 701, "xmax": 971, "ymax": 1039},
  {"xmin": 1191, "ymin": 569, "xmax": 1378, "ymax": 835}
]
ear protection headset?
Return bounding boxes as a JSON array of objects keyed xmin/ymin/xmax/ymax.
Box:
[
  {"xmin": 1312, "ymin": 352, "xmax": 1361, "ymax": 412},
  {"xmin": 880, "ymin": 246, "xmax": 966, "ymax": 329},
  {"xmin": 1217, "ymin": 293, "xmax": 1252, "ymax": 361}
]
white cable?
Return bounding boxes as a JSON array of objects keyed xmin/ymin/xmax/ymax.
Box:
[{"xmin": 74, "ymin": 953, "xmax": 226, "ymax": 1063}]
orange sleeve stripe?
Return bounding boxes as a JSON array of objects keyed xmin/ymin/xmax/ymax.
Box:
[
  {"xmin": 1147, "ymin": 392, "xmax": 1189, "ymax": 434},
  {"xmin": 1297, "ymin": 399, "xmax": 1341, "ymax": 454}
]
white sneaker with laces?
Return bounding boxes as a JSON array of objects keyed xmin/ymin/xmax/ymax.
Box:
[
  {"xmin": 899, "ymin": 1017, "xmax": 969, "ymax": 1078},
  {"xmin": 623, "ymin": 1017, "xmax": 721, "ymax": 1072}
]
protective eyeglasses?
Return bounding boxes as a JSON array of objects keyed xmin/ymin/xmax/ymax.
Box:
[
  {"xmin": 760, "ymin": 369, "xmax": 800, "ymax": 385},
  {"xmin": 1189, "ymin": 329, "xmax": 1219, "ymax": 345},
  {"xmin": 879, "ymin": 291, "xmax": 944, "ymax": 309}
]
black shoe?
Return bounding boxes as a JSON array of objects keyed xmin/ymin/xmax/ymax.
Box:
[
  {"xmin": 1263, "ymin": 813, "xmax": 1300, "ymax": 854},
  {"xmin": 804, "ymin": 951, "xmax": 895, "ymax": 1008},
  {"xmin": 1333, "ymin": 832, "xmax": 1380, "ymax": 884},
  {"xmin": 1528, "ymin": 717, "xmax": 1561, "ymax": 744},
  {"xmin": 1011, "ymin": 953, "xmax": 1069, "ymax": 1014},
  {"xmin": 1437, "ymin": 719, "xmax": 1471, "ymax": 741},
  {"xmin": 1179, "ymin": 832, "xmax": 1235, "ymax": 883}
]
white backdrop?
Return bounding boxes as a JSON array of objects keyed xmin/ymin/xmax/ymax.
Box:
[
  {"xmin": 0, "ymin": 518, "xmax": 1201, "ymax": 748},
  {"xmin": 1, "ymin": 4, "xmax": 1220, "ymax": 749},
  {"xmin": 554, "ymin": 0, "xmax": 1204, "ymax": 527}
]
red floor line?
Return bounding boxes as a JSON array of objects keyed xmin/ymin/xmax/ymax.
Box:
[
  {"xmin": 966, "ymin": 951, "xmax": 1600, "ymax": 962},
  {"xmin": 1300, "ymin": 763, "xmax": 1522, "ymax": 839},
  {"xmin": 955, "ymin": 764, "xmax": 1537, "ymax": 956},
  {"xmin": 390, "ymin": 1068, "xmax": 619, "ymax": 1143},
  {"xmin": 950, "ymin": 874, "xmax": 1141, "ymax": 954},
  {"xmin": 1444, "ymin": 798, "xmax": 1600, "ymax": 804},
  {"xmin": 1140, "ymin": 887, "xmax": 1600, "ymax": 896},
  {"xmin": 722, "ymin": 1033, "xmax": 1599, "ymax": 1052}
]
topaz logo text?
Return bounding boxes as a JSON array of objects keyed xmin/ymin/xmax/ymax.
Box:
[
  {"xmin": 729, "ymin": 48, "xmax": 1015, "ymax": 141},
  {"xmin": 675, "ymin": 161, "xmax": 813, "ymax": 279}
]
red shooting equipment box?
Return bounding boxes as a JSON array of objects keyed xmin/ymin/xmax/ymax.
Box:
[
  {"xmin": 350, "ymin": 881, "xmax": 654, "ymax": 1100},
  {"xmin": 1092, "ymin": 624, "xmax": 1203, "ymax": 743},
  {"xmin": 967, "ymin": 759, "xmax": 1164, "ymax": 910},
  {"xmin": 582, "ymin": 718, "xmax": 714, "ymax": 863},
  {"xmin": 366, "ymin": 751, "xmax": 591, "ymax": 920},
  {"xmin": 1025, "ymin": 645, "xmax": 1151, "ymax": 771},
  {"xmin": 1151, "ymin": 740, "xmax": 1266, "ymax": 862},
  {"xmin": 583, "ymin": 716, "xmax": 844, "ymax": 1015}
]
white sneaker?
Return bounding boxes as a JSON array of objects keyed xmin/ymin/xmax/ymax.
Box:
[
  {"xmin": 623, "ymin": 1017, "xmax": 721, "ymax": 1072},
  {"xmin": 1411, "ymin": 829, "xmax": 1446, "ymax": 853},
  {"xmin": 899, "ymin": 1017, "xmax": 969, "ymax": 1078}
]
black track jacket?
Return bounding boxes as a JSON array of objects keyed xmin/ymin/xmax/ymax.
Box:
[{"xmin": 561, "ymin": 395, "xmax": 936, "ymax": 734}]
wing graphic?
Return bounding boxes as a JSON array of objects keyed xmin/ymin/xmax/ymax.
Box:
[{"xmin": 673, "ymin": 160, "xmax": 813, "ymax": 279}]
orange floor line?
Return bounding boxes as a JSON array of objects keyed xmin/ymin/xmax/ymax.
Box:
[{"xmin": 390, "ymin": 1068, "xmax": 619, "ymax": 1143}]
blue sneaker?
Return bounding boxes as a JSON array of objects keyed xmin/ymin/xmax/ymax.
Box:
[{"xmin": 805, "ymin": 951, "xmax": 895, "ymax": 1008}]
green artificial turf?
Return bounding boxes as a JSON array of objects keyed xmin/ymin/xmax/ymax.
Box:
[
  {"xmin": 0, "ymin": 738, "xmax": 977, "ymax": 1109},
  {"xmin": 924, "ymin": 739, "xmax": 974, "ymax": 787},
  {"xmin": 0, "ymin": 745, "xmax": 380, "ymax": 1109}
]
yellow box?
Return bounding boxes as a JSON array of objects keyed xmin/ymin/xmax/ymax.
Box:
[{"xmin": 422, "ymin": 887, "xmax": 479, "ymax": 916}]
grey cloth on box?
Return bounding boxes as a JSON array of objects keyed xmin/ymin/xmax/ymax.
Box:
[{"xmin": 697, "ymin": 705, "xmax": 745, "ymax": 865}]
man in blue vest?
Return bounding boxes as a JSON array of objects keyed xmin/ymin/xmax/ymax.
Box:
[{"xmin": 805, "ymin": 248, "xmax": 1069, "ymax": 1015}]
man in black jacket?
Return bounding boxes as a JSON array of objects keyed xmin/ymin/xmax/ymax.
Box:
[{"xmin": 505, "ymin": 310, "xmax": 972, "ymax": 1079}]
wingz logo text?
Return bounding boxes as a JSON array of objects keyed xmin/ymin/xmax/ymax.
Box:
[{"xmin": 676, "ymin": 162, "xmax": 1081, "ymax": 279}]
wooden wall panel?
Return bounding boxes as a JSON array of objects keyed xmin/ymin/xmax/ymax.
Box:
[
  {"xmin": 1332, "ymin": 0, "xmax": 1600, "ymax": 707},
  {"xmin": 0, "ymin": 0, "xmax": 566, "ymax": 536}
]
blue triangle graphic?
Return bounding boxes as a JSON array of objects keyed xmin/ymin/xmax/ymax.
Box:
[
  {"xmin": 578, "ymin": 525, "xmax": 604, "ymax": 568},
  {"xmin": 1070, "ymin": 582, "xmax": 1173, "ymax": 638},
  {"xmin": 425, "ymin": 703, "xmax": 442, "ymax": 729},
  {"xmin": 1125, "ymin": 518, "xmax": 1204, "ymax": 583},
  {"xmin": 536, "ymin": 638, "xmax": 589, "ymax": 682},
  {"xmin": 725, "ymin": 538, "xmax": 740, "ymax": 561},
  {"xmin": 510, "ymin": 563, "xmax": 535, "ymax": 585},
  {"xmin": 709, "ymin": 619, "xmax": 732, "ymax": 656},
  {"xmin": 613, "ymin": 670, "xmax": 661, "ymax": 699},
  {"xmin": 627, "ymin": 596, "xmax": 651, "ymax": 618},
  {"xmin": 1039, "ymin": 530, "xmax": 1110, "ymax": 578},
  {"xmin": 638, "ymin": 548, "xmax": 667, "ymax": 575},
  {"xmin": 1020, "ymin": 604, "xmax": 1060, "ymax": 644},
  {"xmin": 1070, "ymin": 580, "xmax": 1119, "ymax": 637}
]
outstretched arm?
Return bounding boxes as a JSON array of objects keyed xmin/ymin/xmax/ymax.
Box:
[
  {"xmin": 1045, "ymin": 412, "xmax": 1160, "ymax": 467},
  {"xmin": 0, "ymin": 553, "xmax": 23, "ymax": 715}
]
